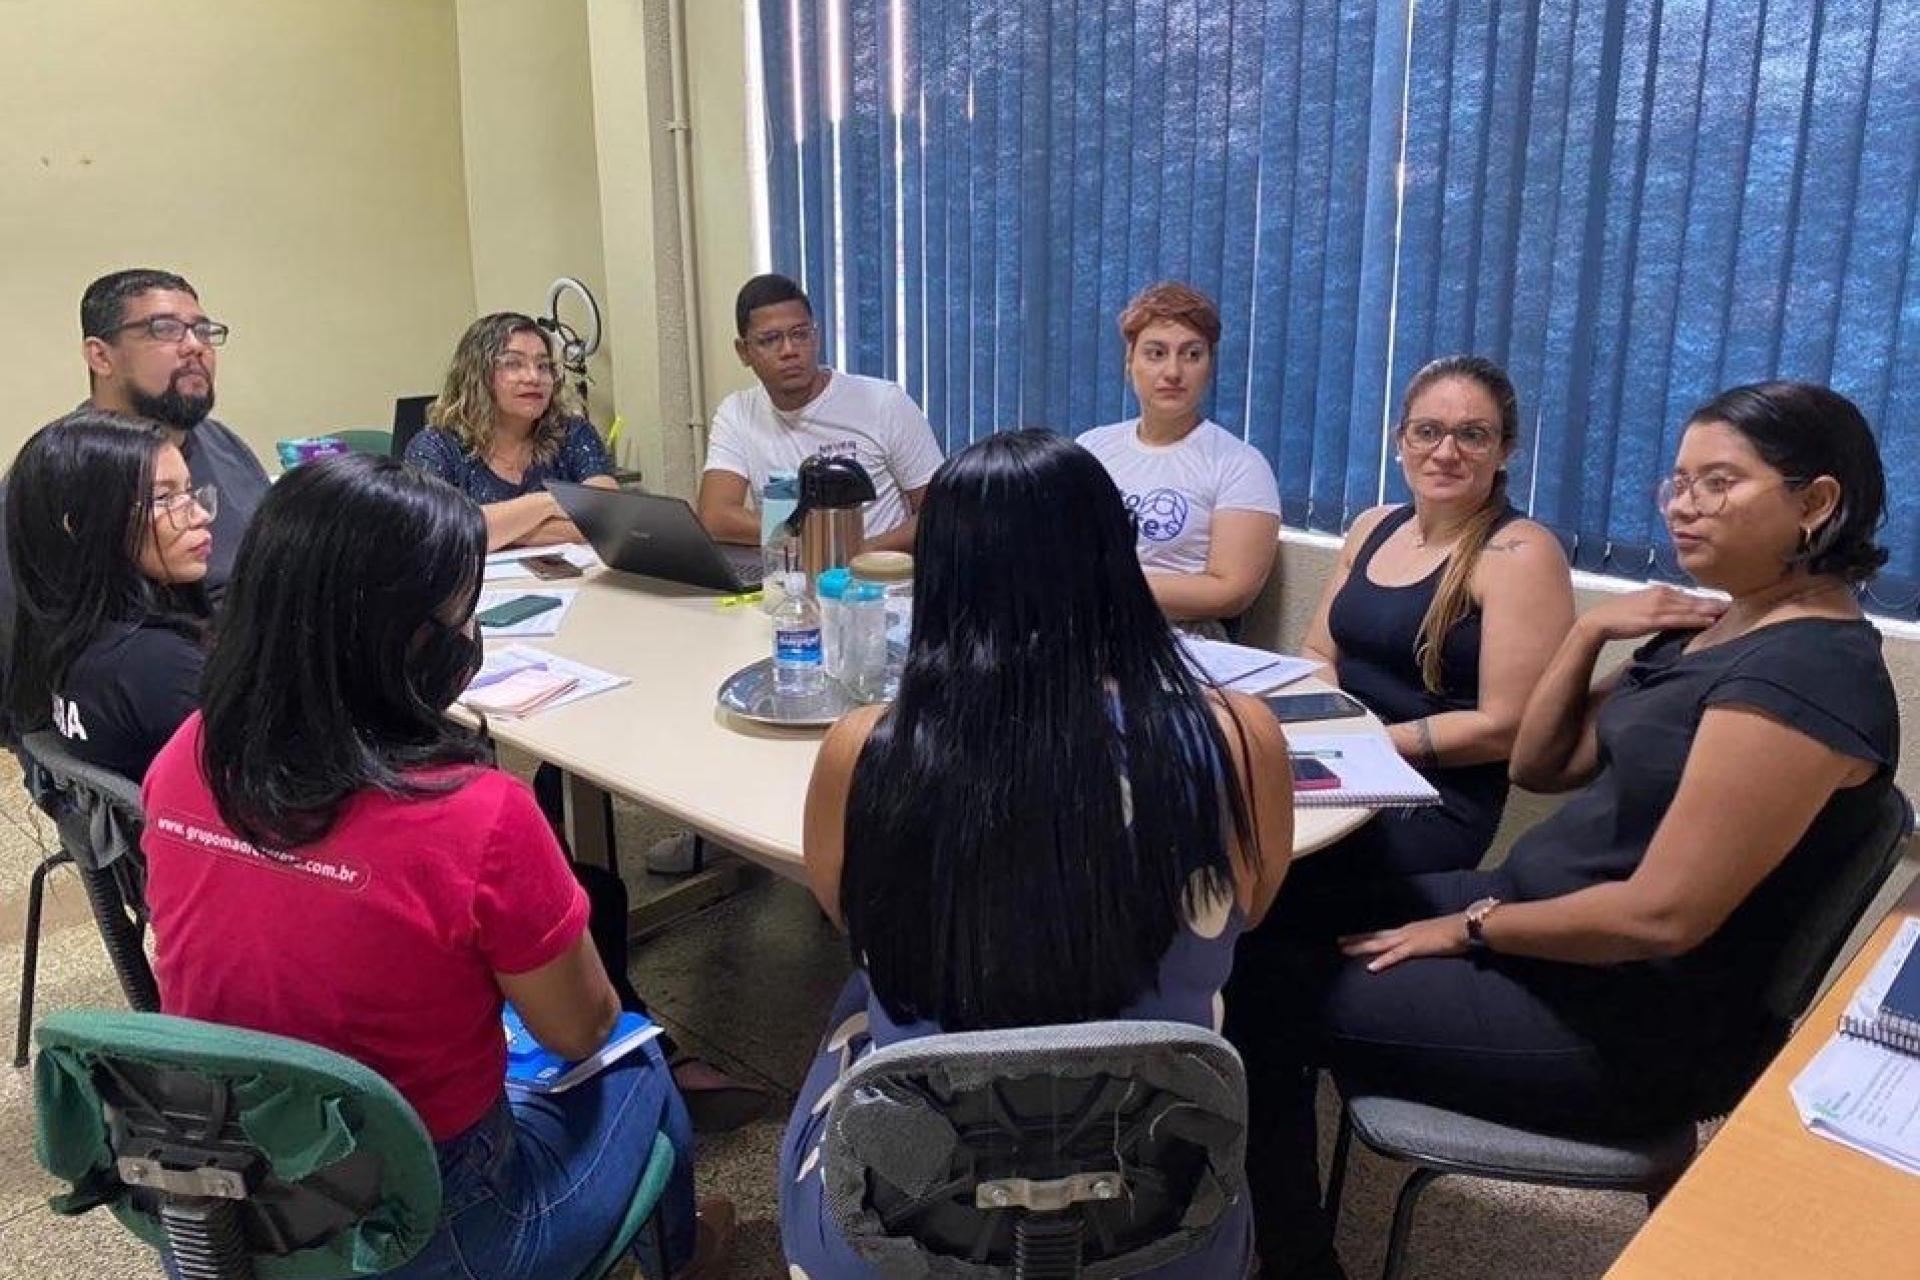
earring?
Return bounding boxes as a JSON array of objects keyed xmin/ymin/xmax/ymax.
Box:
[{"xmin": 1797, "ymin": 527, "xmax": 1813, "ymax": 557}]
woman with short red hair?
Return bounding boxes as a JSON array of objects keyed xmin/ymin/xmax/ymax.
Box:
[{"xmin": 1078, "ymin": 282, "xmax": 1281, "ymax": 633}]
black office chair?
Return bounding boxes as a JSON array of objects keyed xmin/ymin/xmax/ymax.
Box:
[
  {"xmin": 391, "ymin": 395, "xmax": 435, "ymax": 460},
  {"xmin": 821, "ymin": 1021, "xmax": 1252, "ymax": 1278},
  {"xmin": 1325, "ymin": 786, "xmax": 1915, "ymax": 1280},
  {"xmin": 14, "ymin": 730, "xmax": 160, "ymax": 1067}
]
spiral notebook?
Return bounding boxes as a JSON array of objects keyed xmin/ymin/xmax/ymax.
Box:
[
  {"xmin": 1287, "ymin": 732, "xmax": 1441, "ymax": 810},
  {"xmin": 1840, "ymin": 917, "xmax": 1920, "ymax": 1057}
]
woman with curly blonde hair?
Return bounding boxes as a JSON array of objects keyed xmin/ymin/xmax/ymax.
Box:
[{"xmin": 405, "ymin": 312, "xmax": 617, "ymax": 550}]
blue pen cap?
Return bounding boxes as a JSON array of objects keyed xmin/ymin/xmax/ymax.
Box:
[{"xmin": 816, "ymin": 566, "xmax": 853, "ymax": 600}]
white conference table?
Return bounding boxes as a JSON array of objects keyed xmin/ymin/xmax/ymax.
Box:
[{"xmin": 480, "ymin": 563, "xmax": 1383, "ymax": 882}]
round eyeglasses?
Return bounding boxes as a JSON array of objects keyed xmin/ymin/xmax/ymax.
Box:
[{"xmin": 148, "ymin": 484, "xmax": 217, "ymax": 531}]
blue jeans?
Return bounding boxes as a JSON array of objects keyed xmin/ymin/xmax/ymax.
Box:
[{"xmin": 382, "ymin": 1040, "xmax": 697, "ymax": 1280}]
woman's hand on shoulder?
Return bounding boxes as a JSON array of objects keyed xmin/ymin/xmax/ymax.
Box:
[{"xmin": 1577, "ymin": 586, "xmax": 1725, "ymax": 644}]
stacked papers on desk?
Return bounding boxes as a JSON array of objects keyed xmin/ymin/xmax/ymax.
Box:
[
  {"xmin": 1790, "ymin": 919, "xmax": 1920, "ymax": 1176},
  {"xmin": 462, "ymin": 646, "xmax": 627, "ymax": 718},
  {"xmin": 1286, "ymin": 733, "xmax": 1442, "ymax": 809},
  {"xmin": 482, "ymin": 543, "xmax": 598, "ymax": 582},
  {"xmin": 1178, "ymin": 636, "xmax": 1320, "ymax": 693}
]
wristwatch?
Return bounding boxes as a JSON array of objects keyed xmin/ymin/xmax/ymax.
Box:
[{"xmin": 1463, "ymin": 896, "xmax": 1503, "ymax": 951}]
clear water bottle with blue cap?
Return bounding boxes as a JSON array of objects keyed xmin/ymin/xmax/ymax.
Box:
[{"xmin": 771, "ymin": 572, "xmax": 826, "ymax": 697}]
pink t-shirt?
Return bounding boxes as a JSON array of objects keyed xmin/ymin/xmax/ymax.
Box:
[{"xmin": 141, "ymin": 715, "xmax": 589, "ymax": 1141}]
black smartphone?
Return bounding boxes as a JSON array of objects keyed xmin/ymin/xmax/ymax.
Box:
[
  {"xmin": 476, "ymin": 595, "xmax": 565, "ymax": 629},
  {"xmin": 1264, "ymin": 690, "xmax": 1368, "ymax": 724},
  {"xmin": 1290, "ymin": 757, "xmax": 1342, "ymax": 791},
  {"xmin": 524, "ymin": 553, "xmax": 584, "ymax": 580}
]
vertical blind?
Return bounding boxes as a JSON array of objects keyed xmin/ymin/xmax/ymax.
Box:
[{"xmin": 757, "ymin": 0, "xmax": 1920, "ymax": 611}]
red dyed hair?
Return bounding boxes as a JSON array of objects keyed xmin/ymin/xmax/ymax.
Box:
[{"xmin": 1118, "ymin": 281, "xmax": 1222, "ymax": 351}]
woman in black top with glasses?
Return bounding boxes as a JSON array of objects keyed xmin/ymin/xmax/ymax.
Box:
[
  {"xmin": 1295, "ymin": 356, "xmax": 1575, "ymax": 879},
  {"xmin": 4, "ymin": 410, "xmax": 215, "ymax": 780}
]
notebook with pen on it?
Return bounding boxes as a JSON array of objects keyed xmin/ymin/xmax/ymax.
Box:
[
  {"xmin": 1840, "ymin": 917, "xmax": 1920, "ymax": 1057},
  {"xmin": 1286, "ymin": 732, "xmax": 1441, "ymax": 810}
]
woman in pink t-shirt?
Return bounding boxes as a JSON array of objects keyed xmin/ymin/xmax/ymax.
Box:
[{"xmin": 140, "ymin": 453, "xmax": 731, "ymax": 1278}]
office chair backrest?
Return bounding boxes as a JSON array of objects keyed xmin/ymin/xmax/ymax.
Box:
[
  {"xmin": 34, "ymin": 1009, "xmax": 440, "ymax": 1279},
  {"xmin": 391, "ymin": 396, "xmax": 435, "ymax": 460},
  {"xmin": 1744, "ymin": 786, "xmax": 1912, "ymax": 1084},
  {"xmin": 19, "ymin": 730, "xmax": 158, "ymax": 1011},
  {"xmin": 822, "ymin": 1020, "xmax": 1247, "ymax": 1279}
]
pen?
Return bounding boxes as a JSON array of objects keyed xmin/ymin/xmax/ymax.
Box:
[
  {"xmin": 1292, "ymin": 749, "xmax": 1344, "ymax": 760},
  {"xmin": 717, "ymin": 590, "xmax": 764, "ymax": 609}
]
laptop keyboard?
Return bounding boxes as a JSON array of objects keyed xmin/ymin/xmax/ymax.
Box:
[{"xmin": 722, "ymin": 546, "xmax": 765, "ymax": 584}]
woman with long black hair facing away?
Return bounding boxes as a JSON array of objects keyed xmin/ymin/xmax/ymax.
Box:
[
  {"xmin": 139, "ymin": 454, "xmax": 730, "ymax": 1278},
  {"xmin": 1241, "ymin": 382, "xmax": 1898, "ymax": 1278},
  {"xmin": 4, "ymin": 410, "xmax": 214, "ymax": 778},
  {"xmin": 779, "ymin": 430, "xmax": 1294, "ymax": 1276}
]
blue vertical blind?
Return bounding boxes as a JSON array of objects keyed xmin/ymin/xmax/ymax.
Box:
[{"xmin": 758, "ymin": 0, "xmax": 1920, "ymax": 610}]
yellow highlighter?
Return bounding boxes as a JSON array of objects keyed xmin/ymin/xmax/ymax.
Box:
[{"xmin": 716, "ymin": 589, "xmax": 764, "ymax": 609}]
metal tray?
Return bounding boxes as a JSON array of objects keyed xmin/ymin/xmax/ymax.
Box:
[{"xmin": 716, "ymin": 657, "xmax": 861, "ymax": 728}]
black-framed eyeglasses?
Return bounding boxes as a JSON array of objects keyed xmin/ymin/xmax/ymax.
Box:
[
  {"xmin": 1656, "ymin": 472, "xmax": 1808, "ymax": 518},
  {"xmin": 1399, "ymin": 419, "xmax": 1502, "ymax": 457},
  {"xmin": 108, "ymin": 315, "xmax": 230, "ymax": 347},
  {"xmin": 147, "ymin": 484, "xmax": 218, "ymax": 531},
  {"xmin": 745, "ymin": 323, "xmax": 818, "ymax": 353}
]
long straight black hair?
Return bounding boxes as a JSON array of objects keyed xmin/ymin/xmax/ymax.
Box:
[
  {"xmin": 4, "ymin": 410, "xmax": 208, "ymax": 738},
  {"xmin": 199, "ymin": 453, "xmax": 489, "ymax": 849},
  {"xmin": 841, "ymin": 429, "xmax": 1256, "ymax": 1031}
]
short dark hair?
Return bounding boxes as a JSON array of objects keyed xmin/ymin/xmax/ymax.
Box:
[
  {"xmin": 4, "ymin": 411, "xmax": 207, "ymax": 739},
  {"xmin": 1686, "ymin": 381, "xmax": 1889, "ymax": 583},
  {"xmin": 81, "ymin": 269, "xmax": 198, "ymax": 340},
  {"xmin": 734, "ymin": 273, "xmax": 811, "ymax": 337},
  {"xmin": 199, "ymin": 453, "xmax": 489, "ymax": 849}
]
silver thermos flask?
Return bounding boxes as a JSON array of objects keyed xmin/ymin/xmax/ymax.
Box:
[{"xmin": 785, "ymin": 454, "xmax": 877, "ymax": 581}]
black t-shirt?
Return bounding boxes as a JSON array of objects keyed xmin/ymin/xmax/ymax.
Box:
[
  {"xmin": 1502, "ymin": 617, "xmax": 1899, "ymax": 1091},
  {"xmin": 53, "ymin": 620, "xmax": 205, "ymax": 782}
]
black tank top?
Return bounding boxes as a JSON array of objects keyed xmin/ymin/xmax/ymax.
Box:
[{"xmin": 1327, "ymin": 504, "xmax": 1517, "ymax": 822}]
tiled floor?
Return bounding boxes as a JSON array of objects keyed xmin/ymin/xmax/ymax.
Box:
[{"xmin": 0, "ymin": 771, "xmax": 1661, "ymax": 1280}]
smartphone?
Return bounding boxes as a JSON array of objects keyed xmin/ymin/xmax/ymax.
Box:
[
  {"xmin": 1264, "ymin": 690, "xmax": 1368, "ymax": 724},
  {"xmin": 524, "ymin": 553, "xmax": 583, "ymax": 580},
  {"xmin": 476, "ymin": 595, "xmax": 565, "ymax": 629},
  {"xmin": 1290, "ymin": 757, "xmax": 1342, "ymax": 791}
]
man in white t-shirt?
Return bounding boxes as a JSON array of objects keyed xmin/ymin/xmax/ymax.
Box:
[
  {"xmin": 1078, "ymin": 282, "xmax": 1281, "ymax": 626},
  {"xmin": 697, "ymin": 274, "xmax": 944, "ymax": 553}
]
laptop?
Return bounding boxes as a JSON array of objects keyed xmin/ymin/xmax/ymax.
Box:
[{"xmin": 548, "ymin": 481, "xmax": 764, "ymax": 592}]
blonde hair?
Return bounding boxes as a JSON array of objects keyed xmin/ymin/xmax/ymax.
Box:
[
  {"xmin": 427, "ymin": 312, "xmax": 575, "ymax": 464},
  {"xmin": 1399, "ymin": 356, "xmax": 1519, "ymax": 696}
]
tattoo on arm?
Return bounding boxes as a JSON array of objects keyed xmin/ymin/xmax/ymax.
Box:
[
  {"xmin": 1416, "ymin": 718, "xmax": 1439, "ymax": 767},
  {"xmin": 1483, "ymin": 537, "xmax": 1526, "ymax": 553}
]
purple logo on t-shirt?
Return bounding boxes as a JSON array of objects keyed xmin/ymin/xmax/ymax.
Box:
[{"xmin": 1126, "ymin": 489, "xmax": 1190, "ymax": 543}]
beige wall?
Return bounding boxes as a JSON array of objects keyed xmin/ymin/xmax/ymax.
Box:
[
  {"xmin": 454, "ymin": 0, "xmax": 616, "ymax": 431},
  {"xmin": 0, "ymin": 1, "xmax": 478, "ymax": 462}
]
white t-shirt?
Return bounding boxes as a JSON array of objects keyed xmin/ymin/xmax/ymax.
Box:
[
  {"xmin": 1076, "ymin": 418, "xmax": 1282, "ymax": 576},
  {"xmin": 704, "ymin": 371, "xmax": 945, "ymax": 537}
]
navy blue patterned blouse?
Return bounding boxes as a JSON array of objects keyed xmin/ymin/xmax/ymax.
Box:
[{"xmin": 403, "ymin": 419, "xmax": 614, "ymax": 503}]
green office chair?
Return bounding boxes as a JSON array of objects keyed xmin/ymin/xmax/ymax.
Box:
[{"xmin": 34, "ymin": 1010, "xmax": 678, "ymax": 1278}]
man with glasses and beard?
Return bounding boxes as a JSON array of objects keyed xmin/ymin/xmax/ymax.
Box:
[{"xmin": 0, "ymin": 269, "xmax": 271, "ymax": 691}]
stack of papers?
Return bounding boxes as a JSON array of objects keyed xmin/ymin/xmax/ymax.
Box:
[
  {"xmin": 461, "ymin": 646, "xmax": 628, "ymax": 719},
  {"xmin": 1791, "ymin": 919, "xmax": 1920, "ymax": 1176},
  {"xmin": 503, "ymin": 1005, "xmax": 663, "ymax": 1094},
  {"xmin": 1285, "ymin": 732, "xmax": 1442, "ymax": 809},
  {"xmin": 1178, "ymin": 636, "xmax": 1320, "ymax": 693}
]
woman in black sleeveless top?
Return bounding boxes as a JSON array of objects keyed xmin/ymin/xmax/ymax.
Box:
[{"xmin": 1299, "ymin": 356, "xmax": 1574, "ymax": 877}]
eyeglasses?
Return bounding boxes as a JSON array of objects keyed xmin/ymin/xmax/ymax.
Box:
[
  {"xmin": 491, "ymin": 354, "xmax": 559, "ymax": 381},
  {"xmin": 108, "ymin": 315, "xmax": 230, "ymax": 347},
  {"xmin": 1400, "ymin": 419, "xmax": 1502, "ymax": 457},
  {"xmin": 1656, "ymin": 472, "xmax": 1807, "ymax": 518},
  {"xmin": 745, "ymin": 323, "xmax": 818, "ymax": 353},
  {"xmin": 148, "ymin": 484, "xmax": 218, "ymax": 531}
]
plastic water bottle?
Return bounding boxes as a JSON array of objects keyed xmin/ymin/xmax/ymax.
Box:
[{"xmin": 771, "ymin": 572, "xmax": 826, "ymax": 697}]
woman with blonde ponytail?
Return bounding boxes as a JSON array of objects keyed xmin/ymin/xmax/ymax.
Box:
[{"xmin": 1295, "ymin": 355, "xmax": 1574, "ymax": 879}]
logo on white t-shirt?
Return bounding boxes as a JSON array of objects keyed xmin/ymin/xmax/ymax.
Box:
[{"xmin": 1126, "ymin": 489, "xmax": 1191, "ymax": 543}]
